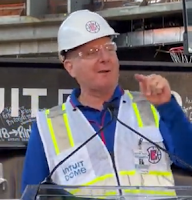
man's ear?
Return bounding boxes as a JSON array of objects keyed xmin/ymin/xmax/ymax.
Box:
[{"xmin": 63, "ymin": 59, "xmax": 76, "ymax": 78}]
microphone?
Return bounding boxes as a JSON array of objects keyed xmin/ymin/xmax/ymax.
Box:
[
  {"xmin": 107, "ymin": 102, "xmax": 192, "ymax": 171},
  {"xmin": 34, "ymin": 105, "xmax": 114, "ymax": 199}
]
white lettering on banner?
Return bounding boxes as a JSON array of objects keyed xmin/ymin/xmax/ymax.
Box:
[
  {"xmin": 0, "ymin": 88, "xmax": 4, "ymax": 116},
  {"xmin": 0, "ymin": 106, "xmax": 39, "ymax": 127},
  {"xmin": 11, "ymin": 88, "xmax": 19, "ymax": 117},
  {"xmin": 0, "ymin": 88, "xmax": 72, "ymax": 118},
  {"xmin": 185, "ymin": 96, "xmax": 192, "ymax": 104},
  {"xmin": 0, "ymin": 88, "xmax": 185, "ymax": 119},
  {"xmin": 58, "ymin": 89, "xmax": 73, "ymax": 105},
  {"xmin": 23, "ymin": 88, "xmax": 47, "ymax": 118},
  {"xmin": 183, "ymin": 96, "xmax": 192, "ymax": 121},
  {"xmin": 63, "ymin": 161, "xmax": 87, "ymax": 181},
  {"xmin": 0, "ymin": 125, "xmax": 31, "ymax": 141}
]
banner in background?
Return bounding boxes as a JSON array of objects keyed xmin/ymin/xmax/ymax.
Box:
[{"xmin": 0, "ymin": 67, "xmax": 191, "ymax": 148}]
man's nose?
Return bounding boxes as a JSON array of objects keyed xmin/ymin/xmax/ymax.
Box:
[{"xmin": 98, "ymin": 48, "xmax": 110, "ymax": 62}]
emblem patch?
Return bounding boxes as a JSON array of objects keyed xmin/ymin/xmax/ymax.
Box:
[
  {"xmin": 85, "ymin": 21, "xmax": 100, "ymax": 33},
  {"xmin": 147, "ymin": 146, "xmax": 162, "ymax": 164}
]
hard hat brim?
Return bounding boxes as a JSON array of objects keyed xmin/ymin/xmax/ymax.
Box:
[{"xmin": 58, "ymin": 32, "xmax": 120, "ymax": 53}]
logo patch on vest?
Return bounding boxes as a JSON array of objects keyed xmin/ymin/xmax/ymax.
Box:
[
  {"xmin": 54, "ymin": 145, "xmax": 96, "ymax": 185},
  {"xmin": 147, "ymin": 146, "xmax": 162, "ymax": 164}
]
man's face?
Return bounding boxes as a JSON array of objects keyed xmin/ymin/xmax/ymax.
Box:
[{"xmin": 63, "ymin": 37, "xmax": 119, "ymax": 92}]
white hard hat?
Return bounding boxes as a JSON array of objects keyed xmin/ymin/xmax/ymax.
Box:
[{"xmin": 57, "ymin": 10, "xmax": 119, "ymax": 53}]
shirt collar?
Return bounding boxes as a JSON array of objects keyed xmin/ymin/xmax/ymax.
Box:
[{"xmin": 70, "ymin": 85, "xmax": 124, "ymax": 108}]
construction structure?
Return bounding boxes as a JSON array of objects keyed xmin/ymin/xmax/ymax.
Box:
[{"xmin": 0, "ymin": 0, "xmax": 189, "ymax": 62}]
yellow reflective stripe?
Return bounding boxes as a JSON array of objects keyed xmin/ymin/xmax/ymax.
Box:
[
  {"xmin": 123, "ymin": 189, "xmax": 176, "ymax": 196},
  {"xmin": 148, "ymin": 171, "xmax": 172, "ymax": 176},
  {"xmin": 120, "ymin": 170, "xmax": 172, "ymax": 176},
  {"xmin": 120, "ymin": 169, "xmax": 176, "ymax": 197},
  {"xmin": 127, "ymin": 91, "xmax": 133, "ymax": 99},
  {"xmin": 70, "ymin": 174, "xmax": 114, "ymax": 194},
  {"xmin": 120, "ymin": 170, "xmax": 135, "ymax": 175},
  {"xmin": 69, "ymin": 191, "xmax": 117, "ymax": 199},
  {"xmin": 127, "ymin": 92, "xmax": 143, "ymax": 127},
  {"xmin": 62, "ymin": 104, "xmax": 74, "ymax": 147},
  {"xmin": 127, "ymin": 92, "xmax": 159, "ymax": 128},
  {"xmin": 151, "ymin": 105, "xmax": 159, "ymax": 128},
  {"xmin": 70, "ymin": 171, "xmax": 173, "ymax": 195},
  {"xmin": 97, "ymin": 191, "xmax": 117, "ymax": 199},
  {"xmin": 70, "ymin": 191, "xmax": 117, "ymax": 199},
  {"xmin": 84, "ymin": 174, "xmax": 114, "ymax": 185},
  {"xmin": 45, "ymin": 109, "xmax": 60, "ymax": 155},
  {"xmin": 132, "ymin": 103, "xmax": 143, "ymax": 127},
  {"xmin": 103, "ymin": 191, "xmax": 117, "ymax": 196}
]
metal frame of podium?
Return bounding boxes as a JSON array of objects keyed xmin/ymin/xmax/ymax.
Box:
[{"xmin": 21, "ymin": 185, "xmax": 192, "ymax": 200}]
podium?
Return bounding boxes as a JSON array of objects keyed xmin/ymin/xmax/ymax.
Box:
[{"xmin": 21, "ymin": 184, "xmax": 192, "ymax": 200}]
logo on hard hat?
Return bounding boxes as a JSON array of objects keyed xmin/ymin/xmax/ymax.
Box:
[{"xmin": 85, "ymin": 21, "xmax": 100, "ymax": 33}]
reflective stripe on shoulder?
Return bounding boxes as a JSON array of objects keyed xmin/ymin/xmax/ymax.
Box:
[
  {"xmin": 45, "ymin": 108, "xmax": 60, "ymax": 155},
  {"xmin": 62, "ymin": 104, "xmax": 74, "ymax": 147},
  {"xmin": 45, "ymin": 103, "xmax": 74, "ymax": 155},
  {"xmin": 127, "ymin": 91, "xmax": 159, "ymax": 128}
]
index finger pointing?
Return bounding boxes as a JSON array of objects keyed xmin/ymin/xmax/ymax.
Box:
[{"xmin": 134, "ymin": 74, "xmax": 147, "ymax": 82}]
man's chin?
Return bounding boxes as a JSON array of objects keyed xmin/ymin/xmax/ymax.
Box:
[{"xmin": 94, "ymin": 82, "xmax": 117, "ymax": 92}]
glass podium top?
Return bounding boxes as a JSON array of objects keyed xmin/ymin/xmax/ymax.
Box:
[{"xmin": 21, "ymin": 185, "xmax": 192, "ymax": 200}]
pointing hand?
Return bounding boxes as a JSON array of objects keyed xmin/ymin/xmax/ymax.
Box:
[{"xmin": 134, "ymin": 74, "xmax": 171, "ymax": 105}]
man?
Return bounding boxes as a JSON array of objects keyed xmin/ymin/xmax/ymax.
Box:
[{"xmin": 22, "ymin": 9, "xmax": 192, "ymax": 198}]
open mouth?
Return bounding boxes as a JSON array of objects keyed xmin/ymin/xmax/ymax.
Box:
[{"xmin": 98, "ymin": 70, "xmax": 110, "ymax": 73}]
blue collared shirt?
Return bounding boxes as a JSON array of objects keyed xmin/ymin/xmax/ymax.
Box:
[{"xmin": 21, "ymin": 85, "xmax": 192, "ymax": 193}]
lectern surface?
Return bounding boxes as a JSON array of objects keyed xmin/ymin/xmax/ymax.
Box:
[{"xmin": 21, "ymin": 185, "xmax": 192, "ymax": 200}]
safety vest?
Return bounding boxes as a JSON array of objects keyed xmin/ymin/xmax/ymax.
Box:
[{"xmin": 36, "ymin": 91, "xmax": 176, "ymax": 199}]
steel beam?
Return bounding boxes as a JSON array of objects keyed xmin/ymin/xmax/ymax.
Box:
[
  {"xmin": 0, "ymin": 40, "xmax": 57, "ymax": 56},
  {"xmin": 0, "ymin": 2, "xmax": 183, "ymax": 26},
  {"xmin": 0, "ymin": 58, "xmax": 191, "ymax": 68},
  {"xmin": 0, "ymin": 23, "xmax": 60, "ymax": 42},
  {"xmin": 0, "ymin": 2, "xmax": 184, "ymax": 56},
  {"xmin": 99, "ymin": 2, "xmax": 182, "ymax": 20},
  {"xmin": 115, "ymin": 27, "xmax": 184, "ymax": 48},
  {"xmin": 0, "ymin": 26, "xmax": 185, "ymax": 56}
]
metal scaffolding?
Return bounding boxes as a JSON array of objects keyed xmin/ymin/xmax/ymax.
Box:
[{"xmin": 0, "ymin": 1, "xmax": 183, "ymax": 56}]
